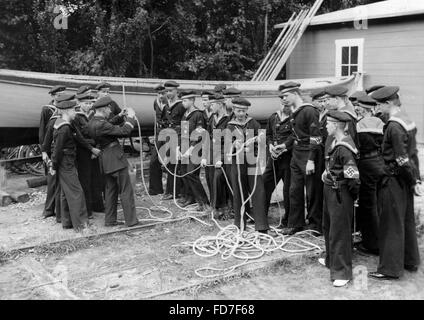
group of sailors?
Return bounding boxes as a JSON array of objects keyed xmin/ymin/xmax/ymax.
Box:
[
  {"xmin": 38, "ymin": 78, "xmax": 421, "ymax": 288},
  {"xmin": 39, "ymin": 83, "xmax": 140, "ymax": 232},
  {"xmin": 149, "ymin": 81, "xmax": 421, "ymax": 287}
]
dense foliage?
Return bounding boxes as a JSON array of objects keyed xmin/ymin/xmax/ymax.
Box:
[{"xmin": 0, "ymin": 0, "xmax": 377, "ymax": 80}]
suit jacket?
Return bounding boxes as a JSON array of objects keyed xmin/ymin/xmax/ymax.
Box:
[{"xmin": 87, "ymin": 115, "xmax": 135, "ymax": 175}]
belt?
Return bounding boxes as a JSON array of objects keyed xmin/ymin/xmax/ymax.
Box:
[
  {"xmin": 103, "ymin": 141, "xmax": 119, "ymax": 150},
  {"xmin": 323, "ymin": 177, "xmax": 349, "ymax": 188},
  {"xmin": 360, "ymin": 150, "xmax": 380, "ymax": 160}
]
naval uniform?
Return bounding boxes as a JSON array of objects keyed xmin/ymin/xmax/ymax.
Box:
[
  {"xmin": 286, "ymin": 104, "xmax": 323, "ymax": 231},
  {"xmin": 52, "ymin": 119, "xmax": 88, "ymax": 230},
  {"xmin": 356, "ymin": 116, "xmax": 385, "ymax": 252},
  {"xmin": 73, "ymin": 112, "xmax": 97, "ymax": 217},
  {"xmin": 180, "ymin": 108, "xmax": 209, "ymax": 205},
  {"xmin": 226, "ymin": 117, "xmax": 269, "ymax": 232},
  {"xmin": 262, "ymin": 111, "xmax": 293, "ymax": 224},
  {"xmin": 41, "ymin": 114, "xmax": 61, "ymax": 221},
  {"xmin": 203, "ymin": 109, "xmax": 214, "ymax": 199},
  {"xmin": 322, "ymin": 136, "xmax": 360, "ymax": 281},
  {"xmin": 206, "ymin": 112, "xmax": 232, "ymax": 209},
  {"xmin": 149, "ymin": 98, "xmax": 169, "ymax": 195},
  {"xmin": 377, "ymin": 110, "xmax": 421, "ymax": 277},
  {"xmin": 164, "ymin": 99, "xmax": 186, "ymax": 198},
  {"xmin": 88, "ymin": 115, "xmax": 139, "ymax": 227},
  {"xmin": 89, "ymin": 99, "xmax": 121, "ymax": 212}
]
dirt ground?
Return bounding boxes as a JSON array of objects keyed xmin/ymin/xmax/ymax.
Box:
[{"xmin": 0, "ymin": 170, "xmax": 423, "ymax": 300}]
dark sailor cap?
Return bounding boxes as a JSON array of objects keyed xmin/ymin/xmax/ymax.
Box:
[
  {"xmin": 366, "ymin": 85, "xmax": 385, "ymax": 95},
  {"xmin": 95, "ymin": 82, "xmax": 112, "ymax": 91},
  {"xmin": 77, "ymin": 91, "xmax": 98, "ymax": 101},
  {"xmin": 370, "ymin": 86, "xmax": 400, "ymax": 102},
  {"xmin": 327, "ymin": 110, "xmax": 352, "ymax": 122},
  {"xmin": 278, "ymin": 81, "xmax": 301, "ymax": 93},
  {"xmin": 154, "ymin": 84, "xmax": 166, "ymax": 93},
  {"xmin": 201, "ymin": 90, "xmax": 214, "ymax": 97},
  {"xmin": 180, "ymin": 90, "xmax": 197, "ymax": 99},
  {"xmin": 76, "ymin": 85, "xmax": 92, "ymax": 95},
  {"xmin": 49, "ymin": 85, "xmax": 66, "ymax": 95},
  {"xmin": 209, "ymin": 93, "xmax": 225, "ymax": 103},
  {"xmin": 311, "ymin": 88, "xmax": 328, "ymax": 100},
  {"xmin": 223, "ymin": 87, "xmax": 242, "ymax": 97},
  {"xmin": 56, "ymin": 94, "xmax": 75, "ymax": 103},
  {"xmin": 93, "ymin": 96, "xmax": 113, "ymax": 109},
  {"xmin": 325, "ymin": 85, "xmax": 349, "ymax": 97},
  {"xmin": 164, "ymin": 80, "xmax": 180, "ymax": 88},
  {"xmin": 232, "ymin": 97, "xmax": 251, "ymax": 109},
  {"xmin": 357, "ymin": 95, "xmax": 377, "ymax": 109},
  {"xmin": 57, "ymin": 100, "xmax": 77, "ymax": 110}
]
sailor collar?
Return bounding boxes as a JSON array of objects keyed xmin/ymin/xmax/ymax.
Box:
[
  {"xmin": 44, "ymin": 104, "xmax": 57, "ymax": 111},
  {"xmin": 357, "ymin": 116, "xmax": 385, "ymax": 135},
  {"xmin": 212, "ymin": 113, "xmax": 229, "ymax": 126},
  {"xmin": 53, "ymin": 118, "xmax": 71, "ymax": 130},
  {"xmin": 274, "ymin": 110, "xmax": 290, "ymax": 123},
  {"xmin": 168, "ymin": 99, "xmax": 182, "ymax": 110},
  {"xmin": 184, "ymin": 107, "xmax": 201, "ymax": 119},
  {"xmin": 388, "ymin": 110, "xmax": 416, "ymax": 132},
  {"xmin": 228, "ymin": 117, "xmax": 253, "ymax": 127},
  {"xmin": 76, "ymin": 111, "xmax": 89, "ymax": 120},
  {"xmin": 329, "ymin": 136, "xmax": 358, "ymax": 155},
  {"xmin": 319, "ymin": 109, "xmax": 328, "ymax": 123},
  {"xmin": 293, "ymin": 103, "xmax": 313, "ymax": 116}
]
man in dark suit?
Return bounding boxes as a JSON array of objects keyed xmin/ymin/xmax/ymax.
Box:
[{"xmin": 88, "ymin": 96, "xmax": 139, "ymax": 228}]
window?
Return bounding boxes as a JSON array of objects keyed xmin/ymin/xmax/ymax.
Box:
[{"xmin": 335, "ymin": 38, "xmax": 364, "ymax": 77}]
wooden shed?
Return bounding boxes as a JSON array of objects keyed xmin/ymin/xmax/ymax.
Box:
[{"xmin": 286, "ymin": 0, "xmax": 424, "ymax": 143}]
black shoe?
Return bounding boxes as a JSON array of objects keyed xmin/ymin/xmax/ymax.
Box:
[
  {"xmin": 43, "ymin": 213, "xmax": 55, "ymax": 219},
  {"xmin": 105, "ymin": 221, "xmax": 125, "ymax": 227},
  {"xmin": 368, "ymin": 272, "xmax": 399, "ymax": 280},
  {"xmin": 63, "ymin": 225, "xmax": 73, "ymax": 230},
  {"xmin": 355, "ymin": 244, "xmax": 379, "ymax": 256},
  {"xmin": 149, "ymin": 191, "xmax": 163, "ymax": 196},
  {"xmin": 127, "ymin": 222, "xmax": 141, "ymax": 228},
  {"xmin": 405, "ymin": 265, "xmax": 419, "ymax": 272},
  {"xmin": 281, "ymin": 227, "xmax": 303, "ymax": 236},
  {"xmin": 258, "ymin": 230, "xmax": 268, "ymax": 235},
  {"xmin": 162, "ymin": 194, "xmax": 173, "ymax": 201}
]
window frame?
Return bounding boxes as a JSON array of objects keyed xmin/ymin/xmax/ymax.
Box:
[{"xmin": 335, "ymin": 38, "xmax": 364, "ymax": 77}]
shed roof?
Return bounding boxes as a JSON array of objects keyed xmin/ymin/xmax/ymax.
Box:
[{"xmin": 310, "ymin": 0, "xmax": 424, "ymax": 26}]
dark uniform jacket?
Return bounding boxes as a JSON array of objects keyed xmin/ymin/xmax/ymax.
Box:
[
  {"xmin": 286, "ymin": 103, "xmax": 322, "ymax": 162},
  {"xmin": 87, "ymin": 115, "xmax": 136, "ymax": 175},
  {"xmin": 266, "ymin": 111, "xmax": 293, "ymax": 149},
  {"xmin": 357, "ymin": 116, "xmax": 385, "ymax": 157},
  {"xmin": 323, "ymin": 136, "xmax": 360, "ymax": 189},
  {"xmin": 181, "ymin": 108, "xmax": 207, "ymax": 149},
  {"xmin": 319, "ymin": 110, "xmax": 329, "ymax": 148},
  {"xmin": 51, "ymin": 119, "xmax": 77, "ymax": 171},
  {"xmin": 39, "ymin": 103, "xmax": 56, "ymax": 146},
  {"xmin": 154, "ymin": 98, "xmax": 169, "ymax": 131},
  {"xmin": 41, "ymin": 115, "xmax": 61, "ymax": 157},
  {"xmin": 73, "ymin": 112, "xmax": 96, "ymax": 147},
  {"xmin": 206, "ymin": 113, "xmax": 231, "ymax": 164},
  {"xmin": 381, "ymin": 110, "xmax": 420, "ymax": 186},
  {"xmin": 166, "ymin": 99, "xmax": 186, "ymax": 137}
]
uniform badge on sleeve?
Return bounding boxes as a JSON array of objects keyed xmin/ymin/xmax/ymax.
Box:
[
  {"xmin": 310, "ymin": 136, "xmax": 323, "ymax": 145},
  {"xmin": 344, "ymin": 165, "xmax": 359, "ymax": 179},
  {"xmin": 396, "ymin": 155, "xmax": 409, "ymax": 167}
]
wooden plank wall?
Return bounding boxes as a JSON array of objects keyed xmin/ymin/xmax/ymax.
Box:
[{"xmin": 286, "ymin": 17, "xmax": 424, "ymax": 143}]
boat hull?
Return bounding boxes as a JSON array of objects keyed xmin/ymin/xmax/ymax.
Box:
[{"xmin": 0, "ymin": 69, "xmax": 360, "ymax": 147}]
